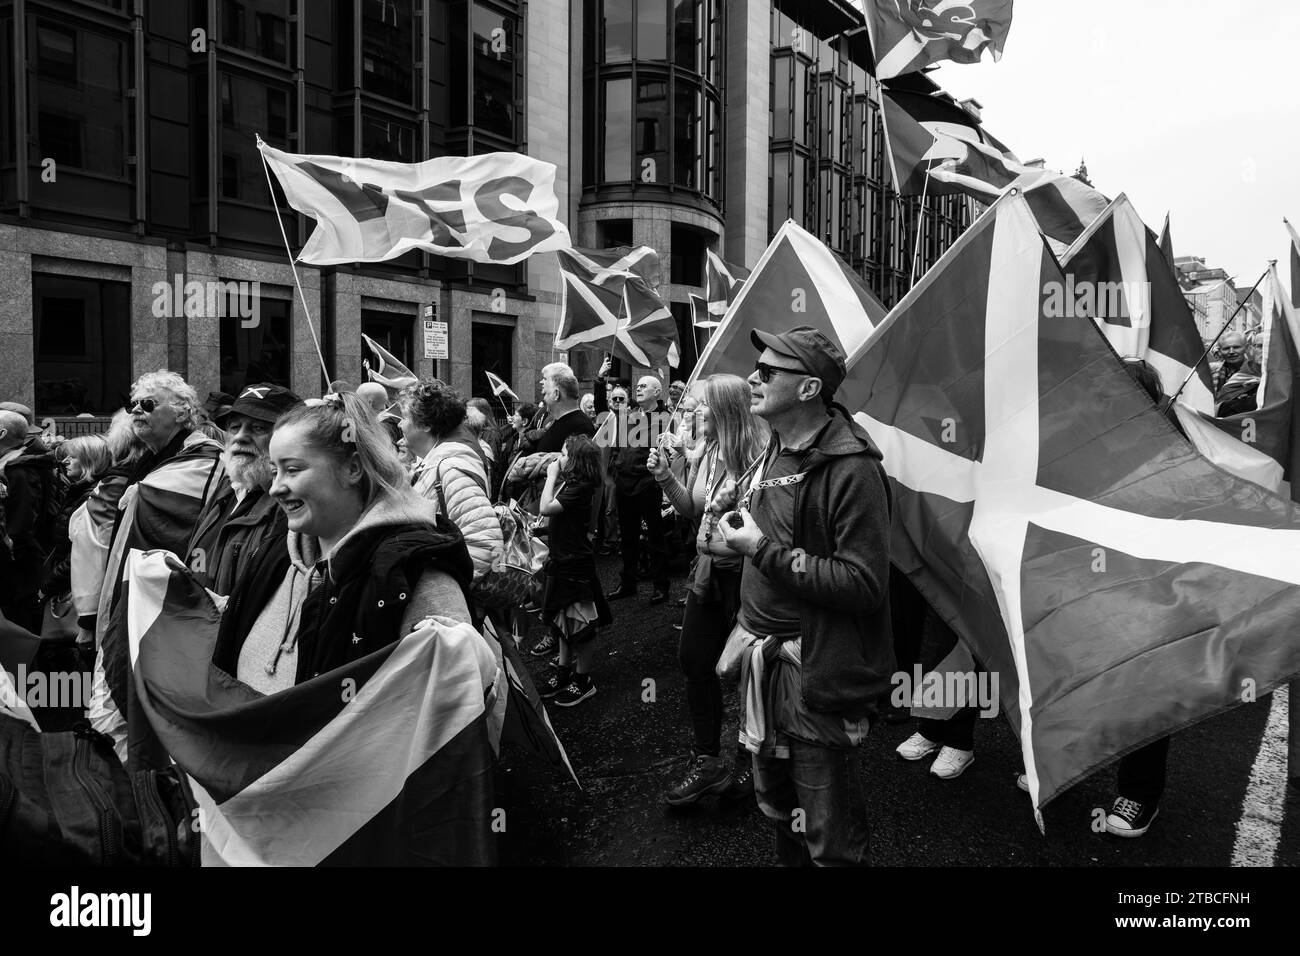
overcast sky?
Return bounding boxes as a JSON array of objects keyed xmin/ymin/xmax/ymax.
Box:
[{"xmin": 920, "ymin": 0, "xmax": 1300, "ymax": 296}]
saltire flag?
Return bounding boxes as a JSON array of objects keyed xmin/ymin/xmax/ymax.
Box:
[
  {"xmin": 561, "ymin": 245, "xmax": 662, "ymax": 289},
  {"xmin": 1286, "ymin": 218, "xmax": 1300, "ymax": 309},
  {"xmin": 880, "ymin": 88, "xmax": 1008, "ymax": 196},
  {"xmin": 555, "ymin": 249, "xmax": 680, "ymax": 368},
  {"xmin": 1159, "ymin": 212, "xmax": 1174, "ymax": 265},
  {"xmin": 1060, "ymin": 194, "xmax": 1216, "ymax": 416},
  {"xmin": 1191, "ymin": 263, "xmax": 1300, "ymax": 501},
  {"xmin": 837, "ymin": 190, "xmax": 1300, "ymax": 820},
  {"xmin": 257, "ymin": 138, "xmax": 571, "ymax": 266},
  {"xmin": 484, "ymin": 370, "xmax": 520, "ymax": 404},
  {"xmin": 864, "ymin": 0, "xmax": 1013, "ymax": 80},
  {"xmin": 89, "ymin": 432, "xmax": 223, "ymax": 765},
  {"xmin": 0, "ymin": 661, "xmax": 38, "ymax": 731},
  {"xmin": 705, "ymin": 249, "xmax": 749, "ymax": 319},
  {"xmin": 361, "ymin": 333, "xmax": 418, "ymax": 399},
  {"xmin": 124, "ymin": 550, "xmax": 499, "ymax": 865},
  {"xmin": 688, "ymin": 219, "xmax": 887, "ymax": 388},
  {"xmin": 690, "ymin": 292, "xmax": 717, "ymax": 329}
]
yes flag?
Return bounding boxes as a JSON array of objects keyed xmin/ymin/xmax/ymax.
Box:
[
  {"xmin": 125, "ymin": 550, "xmax": 499, "ymax": 865},
  {"xmin": 689, "ymin": 220, "xmax": 887, "ymax": 387},
  {"xmin": 705, "ymin": 249, "xmax": 749, "ymax": 319},
  {"xmin": 838, "ymin": 191, "xmax": 1300, "ymax": 819},
  {"xmin": 865, "ymin": 0, "xmax": 1014, "ymax": 80},
  {"xmin": 258, "ymin": 139, "xmax": 571, "ymax": 265}
]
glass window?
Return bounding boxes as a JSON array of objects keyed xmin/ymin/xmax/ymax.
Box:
[
  {"xmin": 472, "ymin": 3, "xmax": 516, "ymax": 140},
  {"xmin": 705, "ymin": 95, "xmax": 719, "ymax": 198},
  {"xmin": 32, "ymin": 22, "xmax": 127, "ymax": 178},
  {"xmin": 792, "ymin": 63, "xmax": 806, "ymax": 147},
  {"xmin": 771, "ymin": 57, "xmax": 791, "ymax": 141},
  {"xmin": 604, "ymin": 0, "xmax": 633, "ymax": 62},
  {"xmin": 792, "ymin": 153, "xmax": 805, "ymax": 226},
  {"xmin": 472, "ymin": 319, "xmax": 514, "ymax": 404},
  {"xmin": 221, "ymin": 296, "xmax": 291, "ymax": 396},
  {"xmin": 362, "ymin": 113, "xmax": 417, "ymax": 162},
  {"xmin": 673, "ymin": 82, "xmax": 700, "ymax": 189},
  {"xmin": 670, "ymin": 225, "xmax": 704, "ymax": 286},
  {"xmin": 637, "ymin": 0, "xmax": 667, "ymax": 60},
  {"xmin": 361, "ymin": 0, "xmax": 415, "ymax": 102},
  {"xmin": 604, "ymin": 78, "xmax": 632, "ymax": 182},
  {"xmin": 706, "ymin": 1, "xmax": 722, "ymax": 85},
  {"xmin": 220, "ymin": 75, "xmax": 290, "ymax": 200},
  {"xmin": 361, "ymin": 311, "xmax": 415, "ymax": 371},
  {"xmin": 220, "ymin": 0, "xmax": 289, "ymax": 62},
  {"xmin": 636, "ymin": 79, "xmax": 667, "ymax": 183},
  {"xmin": 672, "ymin": 0, "xmax": 700, "ymax": 70},
  {"xmin": 33, "ymin": 274, "xmax": 131, "ymax": 416},
  {"xmin": 770, "ymin": 151, "xmax": 790, "ymax": 234}
]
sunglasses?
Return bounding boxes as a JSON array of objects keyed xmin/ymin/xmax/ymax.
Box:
[
  {"xmin": 129, "ymin": 397, "xmax": 171, "ymax": 414},
  {"xmin": 754, "ymin": 361, "xmax": 808, "ymax": 384},
  {"xmin": 611, "ymin": 396, "xmax": 627, "ymax": 404}
]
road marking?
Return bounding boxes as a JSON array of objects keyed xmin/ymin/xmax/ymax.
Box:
[{"xmin": 1231, "ymin": 685, "xmax": 1290, "ymax": 866}]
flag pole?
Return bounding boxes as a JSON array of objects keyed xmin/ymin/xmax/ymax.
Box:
[
  {"xmin": 1167, "ymin": 265, "xmax": 1270, "ymax": 407},
  {"xmin": 909, "ymin": 133, "xmax": 939, "ymax": 287},
  {"xmin": 258, "ymin": 136, "xmax": 331, "ymax": 389}
]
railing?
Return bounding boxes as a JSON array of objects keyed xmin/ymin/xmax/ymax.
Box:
[{"xmin": 35, "ymin": 416, "xmax": 114, "ymax": 439}]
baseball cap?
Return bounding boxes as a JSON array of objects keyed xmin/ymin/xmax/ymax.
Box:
[
  {"xmin": 203, "ymin": 391, "xmax": 236, "ymax": 421},
  {"xmin": 217, "ymin": 383, "xmax": 303, "ymax": 426},
  {"xmin": 0, "ymin": 401, "xmax": 42, "ymax": 434},
  {"xmin": 750, "ymin": 326, "xmax": 847, "ymax": 397}
]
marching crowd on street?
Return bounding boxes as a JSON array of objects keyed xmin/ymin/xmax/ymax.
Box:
[{"xmin": 0, "ymin": 324, "xmax": 1295, "ymax": 866}]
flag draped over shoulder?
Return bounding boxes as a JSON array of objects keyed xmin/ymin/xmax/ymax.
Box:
[
  {"xmin": 90, "ymin": 432, "xmax": 222, "ymax": 765},
  {"xmin": 865, "ymin": 0, "xmax": 1014, "ymax": 80},
  {"xmin": 555, "ymin": 247, "xmax": 680, "ymax": 368},
  {"xmin": 258, "ymin": 139, "xmax": 571, "ymax": 265},
  {"xmin": 838, "ymin": 191, "xmax": 1300, "ymax": 820},
  {"xmin": 125, "ymin": 549, "xmax": 500, "ymax": 866},
  {"xmin": 704, "ymin": 249, "xmax": 749, "ymax": 320},
  {"xmin": 361, "ymin": 333, "xmax": 418, "ymax": 399},
  {"xmin": 689, "ymin": 220, "xmax": 887, "ymax": 387}
]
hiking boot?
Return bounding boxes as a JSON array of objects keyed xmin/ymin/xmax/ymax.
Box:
[
  {"xmin": 552, "ymin": 676, "xmax": 597, "ymax": 708},
  {"xmin": 896, "ymin": 732, "xmax": 941, "ymax": 761},
  {"xmin": 529, "ymin": 633, "xmax": 557, "ymax": 657},
  {"xmin": 1105, "ymin": 797, "xmax": 1158, "ymax": 837},
  {"xmin": 538, "ymin": 667, "xmax": 573, "ymax": 700},
  {"xmin": 929, "ymin": 746, "xmax": 975, "ymax": 779},
  {"xmin": 664, "ymin": 754, "xmax": 732, "ymax": 807},
  {"xmin": 720, "ymin": 748, "xmax": 754, "ymax": 805}
]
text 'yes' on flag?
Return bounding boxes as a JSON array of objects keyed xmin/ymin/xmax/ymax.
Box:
[
  {"xmin": 837, "ymin": 189, "xmax": 1300, "ymax": 822},
  {"xmin": 689, "ymin": 219, "xmax": 887, "ymax": 388},
  {"xmin": 258, "ymin": 140, "xmax": 571, "ymax": 265}
]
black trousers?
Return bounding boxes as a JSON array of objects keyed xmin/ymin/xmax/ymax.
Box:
[
  {"xmin": 677, "ymin": 567, "xmax": 742, "ymax": 757},
  {"xmin": 917, "ymin": 706, "xmax": 978, "ymax": 751},
  {"xmin": 1116, "ymin": 736, "xmax": 1170, "ymax": 806},
  {"xmin": 615, "ymin": 482, "xmax": 668, "ymax": 590}
]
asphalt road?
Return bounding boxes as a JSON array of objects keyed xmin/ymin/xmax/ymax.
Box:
[{"xmin": 495, "ymin": 556, "xmax": 1300, "ymax": 867}]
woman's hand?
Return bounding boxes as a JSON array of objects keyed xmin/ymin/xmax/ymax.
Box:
[
  {"xmin": 708, "ymin": 478, "xmax": 738, "ymax": 516},
  {"xmin": 646, "ymin": 446, "xmax": 670, "ymax": 479},
  {"xmin": 546, "ymin": 458, "xmax": 562, "ymax": 481}
]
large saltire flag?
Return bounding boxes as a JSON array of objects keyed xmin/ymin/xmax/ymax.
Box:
[
  {"xmin": 1191, "ymin": 263, "xmax": 1300, "ymax": 502},
  {"xmin": 865, "ymin": 0, "xmax": 1014, "ymax": 80},
  {"xmin": 555, "ymin": 248, "xmax": 679, "ymax": 368},
  {"xmin": 704, "ymin": 249, "xmax": 749, "ymax": 320},
  {"xmin": 688, "ymin": 219, "xmax": 887, "ymax": 387},
  {"xmin": 838, "ymin": 190, "xmax": 1300, "ymax": 821},
  {"xmin": 125, "ymin": 549, "xmax": 500, "ymax": 865},
  {"xmin": 361, "ymin": 333, "xmax": 418, "ymax": 399},
  {"xmin": 90, "ymin": 432, "xmax": 222, "ymax": 765},
  {"xmin": 257, "ymin": 138, "xmax": 571, "ymax": 266}
]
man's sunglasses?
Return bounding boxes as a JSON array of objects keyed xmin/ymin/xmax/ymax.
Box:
[
  {"xmin": 611, "ymin": 396, "xmax": 627, "ymax": 404},
  {"xmin": 754, "ymin": 361, "xmax": 808, "ymax": 384},
  {"xmin": 129, "ymin": 397, "xmax": 171, "ymax": 413}
]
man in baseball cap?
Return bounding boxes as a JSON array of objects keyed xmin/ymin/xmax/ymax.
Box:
[
  {"xmin": 0, "ymin": 401, "xmax": 43, "ymax": 435},
  {"xmin": 187, "ymin": 383, "xmax": 302, "ymax": 595},
  {"xmin": 716, "ymin": 323, "xmax": 893, "ymax": 866}
]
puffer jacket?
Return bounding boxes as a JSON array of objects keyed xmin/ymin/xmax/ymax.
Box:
[{"xmin": 411, "ymin": 424, "xmax": 503, "ymax": 583}]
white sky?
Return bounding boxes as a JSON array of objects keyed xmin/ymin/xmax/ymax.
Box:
[{"xmin": 924, "ymin": 0, "xmax": 1300, "ymax": 295}]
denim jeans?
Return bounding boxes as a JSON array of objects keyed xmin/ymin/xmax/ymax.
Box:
[{"xmin": 753, "ymin": 739, "xmax": 871, "ymax": 866}]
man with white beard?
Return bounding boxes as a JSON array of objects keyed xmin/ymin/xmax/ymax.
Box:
[{"xmin": 185, "ymin": 384, "xmax": 302, "ymax": 595}]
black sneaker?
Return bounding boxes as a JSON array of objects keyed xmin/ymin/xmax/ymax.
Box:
[
  {"xmin": 1105, "ymin": 796, "xmax": 1158, "ymax": 837},
  {"xmin": 538, "ymin": 668, "xmax": 573, "ymax": 700},
  {"xmin": 664, "ymin": 754, "xmax": 732, "ymax": 807},
  {"xmin": 529, "ymin": 633, "xmax": 557, "ymax": 658},
  {"xmin": 552, "ymin": 678, "xmax": 596, "ymax": 708}
]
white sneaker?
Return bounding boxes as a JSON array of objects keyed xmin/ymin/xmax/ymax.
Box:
[
  {"xmin": 930, "ymin": 746, "xmax": 975, "ymax": 779},
  {"xmin": 896, "ymin": 732, "xmax": 941, "ymax": 761}
]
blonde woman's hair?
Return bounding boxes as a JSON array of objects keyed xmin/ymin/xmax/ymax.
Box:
[
  {"xmin": 61, "ymin": 434, "xmax": 113, "ymax": 481},
  {"xmin": 704, "ymin": 373, "xmax": 768, "ymax": 481},
  {"xmin": 273, "ymin": 391, "xmax": 408, "ymax": 508}
]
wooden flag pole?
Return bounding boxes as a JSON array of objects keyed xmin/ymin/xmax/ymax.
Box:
[
  {"xmin": 1167, "ymin": 265, "xmax": 1270, "ymax": 408},
  {"xmin": 259, "ymin": 137, "xmax": 331, "ymax": 388}
]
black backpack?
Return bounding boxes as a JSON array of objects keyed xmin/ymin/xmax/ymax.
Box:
[{"xmin": 0, "ymin": 715, "xmax": 199, "ymax": 866}]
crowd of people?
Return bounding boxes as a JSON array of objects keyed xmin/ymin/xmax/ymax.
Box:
[{"xmin": 0, "ymin": 326, "xmax": 1292, "ymax": 867}]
